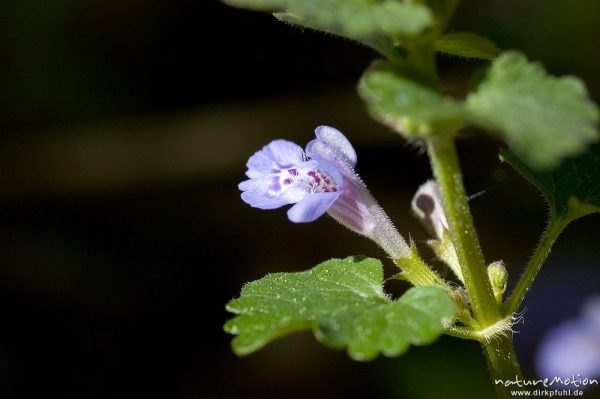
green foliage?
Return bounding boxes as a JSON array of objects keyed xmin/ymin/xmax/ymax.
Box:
[
  {"xmin": 434, "ymin": 32, "xmax": 500, "ymax": 60},
  {"xmin": 358, "ymin": 60, "xmax": 467, "ymax": 137},
  {"xmin": 424, "ymin": 0, "xmax": 460, "ymax": 25},
  {"xmin": 359, "ymin": 51, "xmax": 599, "ymax": 161},
  {"xmin": 222, "ymin": 0, "xmax": 432, "ymax": 41},
  {"xmin": 225, "ymin": 256, "xmax": 456, "ymax": 361},
  {"xmin": 500, "ymin": 146, "xmax": 600, "ymax": 220},
  {"xmin": 467, "ymin": 52, "xmax": 600, "ymax": 170},
  {"xmin": 222, "ymin": 0, "xmax": 598, "ymax": 388}
]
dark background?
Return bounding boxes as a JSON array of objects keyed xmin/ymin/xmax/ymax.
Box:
[{"xmin": 0, "ymin": 0, "xmax": 599, "ymax": 398}]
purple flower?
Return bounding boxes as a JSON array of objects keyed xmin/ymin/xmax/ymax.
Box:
[
  {"xmin": 536, "ymin": 296, "xmax": 600, "ymax": 386},
  {"xmin": 239, "ymin": 126, "xmax": 410, "ymax": 258}
]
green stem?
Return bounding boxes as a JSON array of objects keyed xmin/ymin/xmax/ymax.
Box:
[
  {"xmin": 426, "ymin": 136, "xmax": 500, "ymax": 326},
  {"xmin": 426, "ymin": 135, "xmax": 523, "ymax": 399},
  {"xmin": 483, "ymin": 334, "xmax": 523, "ymax": 399},
  {"xmin": 505, "ymin": 216, "xmax": 569, "ymax": 315}
]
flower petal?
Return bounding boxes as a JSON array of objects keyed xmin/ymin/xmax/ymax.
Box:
[
  {"xmin": 263, "ymin": 139, "xmax": 305, "ymax": 167},
  {"xmin": 240, "ymin": 190, "xmax": 290, "ymax": 210},
  {"xmin": 536, "ymin": 296, "xmax": 600, "ymax": 383},
  {"xmin": 306, "ymin": 126, "xmax": 357, "ymax": 169},
  {"xmin": 536, "ymin": 320, "xmax": 600, "ymax": 380},
  {"xmin": 239, "ymin": 174, "xmax": 308, "ymax": 210},
  {"xmin": 287, "ymin": 192, "xmax": 340, "ymax": 223},
  {"xmin": 245, "ymin": 140, "xmax": 305, "ymax": 178},
  {"xmin": 245, "ymin": 151, "xmax": 277, "ymax": 178}
]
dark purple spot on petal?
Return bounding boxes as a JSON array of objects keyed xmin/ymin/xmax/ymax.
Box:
[
  {"xmin": 283, "ymin": 178, "xmax": 292, "ymax": 185},
  {"xmin": 270, "ymin": 176, "xmax": 281, "ymax": 192},
  {"xmin": 288, "ymin": 168, "xmax": 298, "ymax": 176}
]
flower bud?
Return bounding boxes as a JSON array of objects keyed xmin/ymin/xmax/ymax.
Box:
[
  {"xmin": 487, "ymin": 261, "xmax": 508, "ymax": 303},
  {"xmin": 413, "ymin": 180, "xmax": 462, "ymax": 282},
  {"xmin": 411, "ymin": 180, "xmax": 448, "ymax": 240}
]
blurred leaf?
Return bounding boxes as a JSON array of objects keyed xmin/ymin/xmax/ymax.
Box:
[
  {"xmin": 222, "ymin": 0, "xmax": 433, "ymax": 40},
  {"xmin": 425, "ymin": 0, "xmax": 460, "ymax": 23},
  {"xmin": 224, "ymin": 256, "xmax": 455, "ymax": 361},
  {"xmin": 434, "ymin": 32, "xmax": 500, "ymax": 60},
  {"xmin": 358, "ymin": 60, "xmax": 468, "ymax": 137},
  {"xmin": 500, "ymin": 146, "xmax": 600, "ymax": 220},
  {"xmin": 467, "ymin": 52, "xmax": 600, "ymax": 170}
]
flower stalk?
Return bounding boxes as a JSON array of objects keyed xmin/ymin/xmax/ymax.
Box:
[{"xmin": 393, "ymin": 245, "xmax": 448, "ymax": 288}]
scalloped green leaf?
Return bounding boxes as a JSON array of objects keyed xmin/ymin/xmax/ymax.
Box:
[
  {"xmin": 500, "ymin": 145, "xmax": 600, "ymax": 220},
  {"xmin": 225, "ymin": 256, "xmax": 455, "ymax": 361},
  {"xmin": 221, "ymin": 0, "xmax": 433, "ymax": 41},
  {"xmin": 358, "ymin": 60, "xmax": 468, "ymax": 137},
  {"xmin": 467, "ymin": 52, "xmax": 600, "ymax": 170},
  {"xmin": 434, "ymin": 32, "xmax": 500, "ymax": 60}
]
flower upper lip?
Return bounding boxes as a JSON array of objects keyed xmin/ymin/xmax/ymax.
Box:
[{"xmin": 306, "ymin": 125, "xmax": 358, "ymax": 171}]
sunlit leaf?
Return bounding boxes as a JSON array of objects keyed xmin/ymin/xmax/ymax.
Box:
[
  {"xmin": 468, "ymin": 52, "xmax": 599, "ymax": 170},
  {"xmin": 359, "ymin": 60, "xmax": 468, "ymax": 137},
  {"xmin": 225, "ymin": 256, "xmax": 455, "ymax": 361}
]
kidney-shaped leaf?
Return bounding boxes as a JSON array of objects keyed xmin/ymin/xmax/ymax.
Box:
[
  {"xmin": 225, "ymin": 256, "xmax": 455, "ymax": 361},
  {"xmin": 468, "ymin": 52, "xmax": 599, "ymax": 170},
  {"xmin": 359, "ymin": 60, "xmax": 468, "ymax": 138}
]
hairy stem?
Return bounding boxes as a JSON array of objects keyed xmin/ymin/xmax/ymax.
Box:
[
  {"xmin": 427, "ymin": 135, "xmax": 523, "ymax": 398},
  {"xmin": 426, "ymin": 136, "xmax": 500, "ymax": 326},
  {"xmin": 483, "ymin": 334, "xmax": 523, "ymax": 399},
  {"xmin": 505, "ymin": 216, "xmax": 569, "ymax": 315}
]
